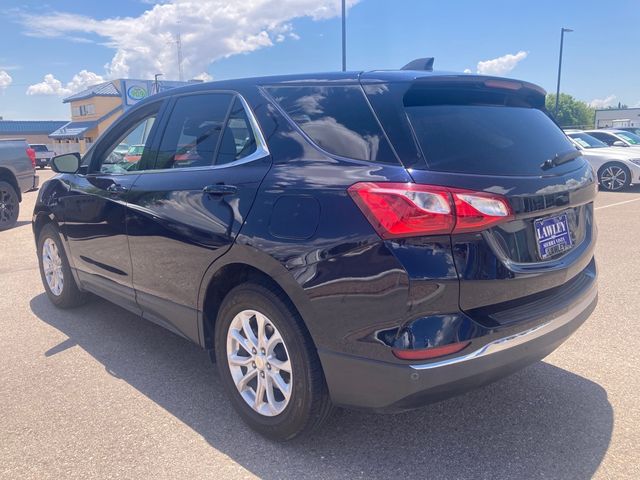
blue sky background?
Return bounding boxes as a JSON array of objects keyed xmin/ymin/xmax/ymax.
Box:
[{"xmin": 1, "ymin": 0, "xmax": 639, "ymax": 120}]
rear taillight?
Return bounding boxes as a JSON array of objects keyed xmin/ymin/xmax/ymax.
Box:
[
  {"xmin": 348, "ymin": 182, "xmax": 513, "ymax": 239},
  {"xmin": 26, "ymin": 147, "xmax": 36, "ymax": 169}
]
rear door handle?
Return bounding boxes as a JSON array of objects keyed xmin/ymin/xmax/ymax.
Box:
[{"xmin": 203, "ymin": 184, "xmax": 238, "ymax": 196}]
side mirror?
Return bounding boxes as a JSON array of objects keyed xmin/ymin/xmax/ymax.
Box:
[
  {"xmin": 612, "ymin": 140, "xmax": 627, "ymax": 147},
  {"xmin": 51, "ymin": 153, "xmax": 81, "ymax": 173}
]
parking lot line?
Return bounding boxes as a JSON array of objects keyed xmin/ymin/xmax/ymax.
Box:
[{"xmin": 595, "ymin": 197, "xmax": 640, "ymax": 211}]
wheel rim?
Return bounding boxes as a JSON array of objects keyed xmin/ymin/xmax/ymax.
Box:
[
  {"xmin": 601, "ymin": 166, "xmax": 627, "ymax": 191},
  {"xmin": 226, "ymin": 309, "xmax": 293, "ymax": 417},
  {"xmin": 0, "ymin": 187, "xmax": 18, "ymax": 225},
  {"xmin": 42, "ymin": 238, "xmax": 64, "ymax": 296}
]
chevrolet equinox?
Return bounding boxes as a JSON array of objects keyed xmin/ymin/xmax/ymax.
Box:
[{"xmin": 33, "ymin": 61, "xmax": 598, "ymax": 440}]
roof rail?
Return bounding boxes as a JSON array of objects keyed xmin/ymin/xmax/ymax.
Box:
[{"xmin": 401, "ymin": 57, "xmax": 435, "ymax": 71}]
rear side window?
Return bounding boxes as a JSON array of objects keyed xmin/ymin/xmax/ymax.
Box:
[
  {"xmin": 406, "ymin": 103, "xmax": 579, "ymax": 176},
  {"xmin": 154, "ymin": 94, "xmax": 259, "ymax": 169},
  {"xmin": 588, "ymin": 132, "xmax": 616, "ymax": 145},
  {"xmin": 155, "ymin": 93, "xmax": 233, "ymax": 170},
  {"xmin": 217, "ymin": 98, "xmax": 257, "ymax": 165},
  {"xmin": 265, "ymin": 85, "xmax": 398, "ymax": 164}
]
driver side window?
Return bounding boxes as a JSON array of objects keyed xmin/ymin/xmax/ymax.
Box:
[{"xmin": 98, "ymin": 115, "xmax": 157, "ymax": 174}]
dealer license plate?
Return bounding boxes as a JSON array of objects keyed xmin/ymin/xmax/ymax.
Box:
[{"xmin": 534, "ymin": 213, "xmax": 573, "ymax": 260}]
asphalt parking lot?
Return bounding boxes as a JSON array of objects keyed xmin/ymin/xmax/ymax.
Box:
[{"xmin": 1, "ymin": 169, "xmax": 639, "ymax": 480}]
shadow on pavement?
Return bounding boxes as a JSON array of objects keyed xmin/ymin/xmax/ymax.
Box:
[
  {"xmin": 30, "ymin": 293, "xmax": 612, "ymax": 480},
  {"xmin": 600, "ymin": 184, "xmax": 640, "ymax": 194}
]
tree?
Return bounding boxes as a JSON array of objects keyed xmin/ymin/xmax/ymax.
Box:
[{"xmin": 545, "ymin": 93, "xmax": 595, "ymax": 129}]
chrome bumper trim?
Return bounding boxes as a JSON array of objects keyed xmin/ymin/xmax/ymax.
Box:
[{"xmin": 410, "ymin": 281, "xmax": 596, "ymax": 371}]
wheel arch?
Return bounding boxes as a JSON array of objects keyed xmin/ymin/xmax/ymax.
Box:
[
  {"xmin": 197, "ymin": 244, "xmax": 317, "ymax": 354},
  {"xmin": 597, "ymin": 160, "xmax": 631, "ymax": 177},
  {"xmin": 33, "ymin": 210, "xmax": 57, "ymax": 243},
  {"xmin": 597, "ymin": 161, "xmax": 632, "ymax": 189},
  {"xmin": 0, "ymin": 167, "xmax": 21, "ymax": 202}
]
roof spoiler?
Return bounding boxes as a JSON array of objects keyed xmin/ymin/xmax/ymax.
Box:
[{"xmin": 401, "ymin": 57, "xmax": 435, "ymax": 71}]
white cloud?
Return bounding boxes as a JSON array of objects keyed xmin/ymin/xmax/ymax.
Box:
[
  {"xmin": 26, "ymin": 70, "xmax": 104, "ymax": 96},
  {"xmin": 192, "ymin": 72, "xmax": 213, "ymax": 82},
  {"xmin": 19, "ymin": 0, "xmax": 360, "ymax": 81},
  {"xmin": 0, "ymin": 70, "xmax": 12, "ymax": 91},
  {"xmin": 589, "ymin": 95, "xmax": 617, "ymax": 109},
  {"xmin": 463, "ymin": 68, "xmax": 472, "ymax": 74},
  {"xmin": 476, "ymin": 51, "xmax": 528, "ymax": 76}
]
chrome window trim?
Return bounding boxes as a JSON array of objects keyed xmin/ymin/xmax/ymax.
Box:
[{"xmin": 137, "ymin": 91, "xmax": 270, "ymax": 174}]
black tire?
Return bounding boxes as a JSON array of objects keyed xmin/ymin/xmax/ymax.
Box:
[
  {"xmin": 37, "ymin": 223, "xmax": 88, "ymax": 308},
  {"xmin": 0, "ymin": 180, "xmax": 19, "ymax": 231},
  {"xmin": 214, "ymin": 282, "xmax": 332, "ymax": 441},
  {"xmin": 598, "ymin": 163, "xmax": 631, "ymax": 191},
  {"xmin": 38, "ymin": 165, "xmax": 45, "ymax": 170}
]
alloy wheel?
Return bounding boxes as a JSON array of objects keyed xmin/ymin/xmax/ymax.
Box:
[
  {"xmin": 226, "ymin": 309, "xmax": 293, "ymax": 417},
  {"xmin": 42, "ymin": 238, "xmax": 64, "ymax": 296},
  {"xmin": 600, "ymin": 166, "xmax": 628, "ymax": 191}
]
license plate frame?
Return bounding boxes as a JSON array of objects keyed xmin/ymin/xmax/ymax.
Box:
[{"xmin": 534, "ymin": 213, "xmax": 573, "ymax": 260}]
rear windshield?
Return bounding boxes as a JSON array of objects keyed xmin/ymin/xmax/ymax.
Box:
[
  {"xmin": 30, "ymin": 145, "xmax": 48, "ymax": 152},
  {"xmin": 406, "ymin": 104, "xmax": 579, "ymax": 176}
]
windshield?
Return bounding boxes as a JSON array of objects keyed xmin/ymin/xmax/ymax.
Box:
[
  {"xmin": 568, "ymin": 133, "xmax": 608, "ymax": 149},
  {"xmin": 406, "ymin": 104, "xmax": 579, "ymax": 175},
  {"xmin": 617, "ymin": 131, "xmax": 640, "ymax": 145},
  {"xmin": 30, "ymin": 145, "xmax": 48, "ymax": 152}
]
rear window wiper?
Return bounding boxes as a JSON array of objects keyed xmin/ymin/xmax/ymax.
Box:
[{"xmin": 540, "ymin": 148, "xmax": 582, "ymax": 170}]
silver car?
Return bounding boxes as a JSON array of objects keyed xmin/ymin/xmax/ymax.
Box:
[
  {"xmin": 584, "ymin": 129, "xmax": 640, "ymax": 148},
  {"xmin": 566, "ymin": 130, "xmax": 640, "ymax": 191}
]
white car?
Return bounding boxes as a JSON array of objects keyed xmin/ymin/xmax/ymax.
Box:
[
  {"xmin": 566, "ymin": 130, "xmax": 640, "ymax": 191},
  {"xmin": 583, "ymin": 129, "xmax": 640, "ymax": 148}
]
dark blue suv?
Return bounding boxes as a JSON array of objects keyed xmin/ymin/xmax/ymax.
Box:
[{"xmin": 34, "ymin": 66, "xmax": 598, "ymax": 440}]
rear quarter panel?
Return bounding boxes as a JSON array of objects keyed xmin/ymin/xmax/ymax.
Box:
[{"xmin": 0, "ymin": 140, "xmax": 33, "ymax": 194}]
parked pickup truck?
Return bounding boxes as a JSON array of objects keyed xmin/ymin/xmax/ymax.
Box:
[
  {"xmin": 30, "ymin": 144, "xmax": 56, "ymax": 169},
  {"xmin": 0, "ymin": 139, "xmax": 39, "ymax": 230}
]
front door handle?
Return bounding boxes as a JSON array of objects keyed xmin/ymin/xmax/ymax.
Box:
[
  {"xmin": 203, "ymin": 184, "xmax": 238, "ymax": 196},
  {"xmin": 106, "ymin": 183, "xmax": 129, "ymax": 194}
]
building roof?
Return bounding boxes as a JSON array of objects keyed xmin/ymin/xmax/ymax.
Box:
[
  {"xmin": 49, "ymin": 105, "xmax": 123, "ymax": 139},
  {"xmin": 63, "ymin": 81, "xmax": 121, "ymax": 103},
  {"xmin": 48, "ymin": 120, "xmax": 98, "ymax": 139},
  {"xmin": 0, "ymin": 120, "xmax": 68, "ymax": 135}
]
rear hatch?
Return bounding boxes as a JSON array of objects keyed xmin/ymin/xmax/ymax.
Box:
[{"xmin": 363, "ymin": 74, "xmax": 597, "ymax": 319}]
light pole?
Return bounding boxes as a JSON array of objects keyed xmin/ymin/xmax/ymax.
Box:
[
  {"xmin": 341, "ymin": 0, "xmax": 346, "ymax": 71},
  {"xmin": 153, "ymin": 73, "xmax": 163, "ymax": 95},
  {"xmin": 554, "ymin": 27, "xmax": 573, "ymax": 117}
]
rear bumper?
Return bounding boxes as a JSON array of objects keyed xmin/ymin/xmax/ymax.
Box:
[{"xmin": 319, "ymin": 274, "xmax": 597, "ymax": 413}]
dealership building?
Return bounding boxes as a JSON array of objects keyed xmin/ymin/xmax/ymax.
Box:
[
  {"xmin": 594, "ymin": 107, "xmax": 640, "ymax": 129},
  {"xmin": 49, "ymin": 78, "xmax": 198, "ymax": 153}
]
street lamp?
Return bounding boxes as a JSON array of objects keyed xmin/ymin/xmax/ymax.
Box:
[
  {"xmin": 153, "ymin": 73, "xmax": 163, "ymax": 95},
  {"xmin": 554, "ymin": 27, "xmax": 573, "ymax": 117}
]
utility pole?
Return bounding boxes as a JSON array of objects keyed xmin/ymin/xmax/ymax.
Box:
[
  {"xmin": 554, "ymin": 27, "xmax": 573, "ymax": 117},
  {"xmin": 341, "ymin": 0, "xmax": 346, "ymax": 71},
  {"xmin": 176, "ymin": 32, "xmax": 184, "ymax": 82}
]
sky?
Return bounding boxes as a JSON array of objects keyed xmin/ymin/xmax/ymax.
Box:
[{"xmin": 0, "ymin": 0, "xmax": 639, "ymax": 120}]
